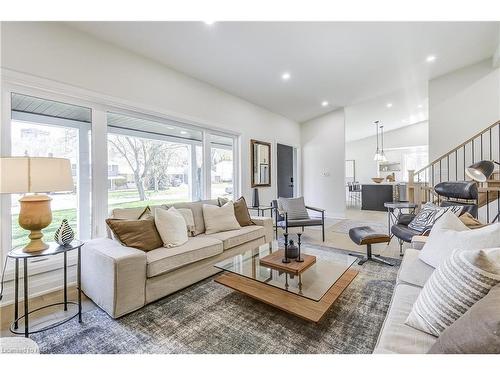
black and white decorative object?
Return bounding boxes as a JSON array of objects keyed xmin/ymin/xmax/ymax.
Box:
[
  {"xmin": 252, "ymin": 188, "xmax": 260, "ymax": 207},
  {"xmin": 296, "ymin": 233, "xmax": 304, "ymax": 262},
  {"xmin": 282, "ymin": 232, "xmax": 291, "ymax": 263},
  {"xmin": 54, "ymin": 219, "xmax": 75, "ymax": 245}
]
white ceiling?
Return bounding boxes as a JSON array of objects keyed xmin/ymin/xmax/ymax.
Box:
[
  {"xmin": 69, "ymin": 22, "xmax": 498, "ymax": 123},
  {"xmin": 345, "ymin": 84, "xmax": 428, "ymax": 142}
]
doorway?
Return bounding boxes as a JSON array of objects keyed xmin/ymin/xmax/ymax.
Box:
[{"xmin": 277, "ymin": 143, "xmax": 296, "ymax": 198}]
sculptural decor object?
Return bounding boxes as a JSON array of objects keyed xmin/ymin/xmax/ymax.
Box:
[
  {"xmin": 54, "ymin": 219, "xmax": 75, "ymax": 245},
  {"xmin": 282, "ymin": 233, "xmax": 304, "ymax": 263}
]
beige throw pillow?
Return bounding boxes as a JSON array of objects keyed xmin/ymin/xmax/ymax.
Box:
[
  {"xmin": 419, "ymin": 211, "xmax": 500, "ymax": 268},
  {"xmin": 203, "ymin": 202, "xmax": 241, "ymax": 234},
  {"xmin": 177, "ymin": 208, "xmax": 196, "ymax": 236},
  {"xmin": 155, "ymin": 207, "xmax": 189, "ymax": 248}
]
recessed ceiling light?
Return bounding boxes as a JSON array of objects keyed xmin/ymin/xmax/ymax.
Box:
[
  {"xmin": 417, "ymin": 104, "xmax": 423, "ymax": 109},
  {"xmin": 281, "ymin": 72, "xmax": 291, "ymax": 81},
  {"xmin": 426, "ymin": 55, "xmax": 436, "ymax": 63},
  {"xmin": 321, "ymin": 101, "xmax": 329, "ymax": 107},
  {"xmin": 386, "ymin": 103, "xmax": 393, "ymax": 108},
  {"xmin": 180, "ymin": 131, "xmax": 188, "ymax": 135},
  {"xmin": 203, "ymin": 21, "xmax": 215, "ymax": 26}
]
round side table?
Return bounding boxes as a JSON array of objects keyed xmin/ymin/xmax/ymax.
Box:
[{"xmin": 8, "ymin": 240, "xmax": 84, "ymax": 338}]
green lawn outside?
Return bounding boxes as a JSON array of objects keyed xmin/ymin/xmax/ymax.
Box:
[{"xmin": 11, "ymin": 184, "xmax": 231, "ymax": 249}]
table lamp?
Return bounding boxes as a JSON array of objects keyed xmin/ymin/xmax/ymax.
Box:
[{"xmin": 0, "ymin": 157, "xmax": 74, "ymax": 252}]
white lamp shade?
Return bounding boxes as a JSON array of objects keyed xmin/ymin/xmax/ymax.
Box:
[{"xmin": 0, "ymin": 157, "xmax": 74, "ymax": 193}]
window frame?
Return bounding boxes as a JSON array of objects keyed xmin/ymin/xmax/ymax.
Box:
[{"xmin": 1, "ymin": 78, "xmax": 240, "ymax": 267}]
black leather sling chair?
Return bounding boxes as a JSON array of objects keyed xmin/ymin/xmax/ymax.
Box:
[{"xmin": 391, "ymin": 181, "xmax": 478, "ymax": 254}]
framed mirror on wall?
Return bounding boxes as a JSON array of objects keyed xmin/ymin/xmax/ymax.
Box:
[{"xmin": 251, "ymin": 139, "xmax": 271, "ymax": 187}]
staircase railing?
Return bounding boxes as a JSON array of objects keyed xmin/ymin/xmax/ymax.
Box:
[{"xmin": 410, "ymin": 120, "xmax": 500, "ymax": 223}]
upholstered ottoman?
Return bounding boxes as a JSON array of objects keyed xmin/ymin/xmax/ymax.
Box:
[{"xmin": 348, "ymin": 226, "xmax": 393, "ymax": 266}]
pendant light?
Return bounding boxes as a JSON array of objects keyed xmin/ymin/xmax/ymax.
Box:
[
  {"xmin": 373, "ymin": 121, "xmax": 381, "ymax": 161},
  {"xmin": 379, "ymin": 124, "xmax": 387, "ymax": 162}
]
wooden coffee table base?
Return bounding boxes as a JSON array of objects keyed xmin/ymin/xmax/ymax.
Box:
[{"xmin": 215, "ymin": 269, "xmax": 358, "ymax": 323}]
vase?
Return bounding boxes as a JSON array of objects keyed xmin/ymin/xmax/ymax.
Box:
[
  {"xmin": 252, "ymin": 188, "xmax": 260, "ymax": 207},
  {"xmin": 286, "ymin": 240, "xmax": 299, "ymax": 259},
  {"xmin": 54, "ymin": 219, "xmax": 75, "ymax": 245}
]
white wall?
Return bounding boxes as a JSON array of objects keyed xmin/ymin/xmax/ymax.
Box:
[
  {"xmin": 301, "ymin": 109, "xmax": 345, "ymax": 218},
  {"xmin": 346, "ymin": 121, "xmax": 429, "ymax": 183},
  {"xmin": 0, "ymin": 22, "xmax": 301, "ymax": 205},
  {"xmin": 429, "ymin": 59, "xmax": 500, "ymax": 160}
]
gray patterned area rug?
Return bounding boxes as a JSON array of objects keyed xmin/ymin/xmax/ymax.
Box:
[{"xmin": 31, "ymin": 245, "xmax": 400, "ymax": 354}]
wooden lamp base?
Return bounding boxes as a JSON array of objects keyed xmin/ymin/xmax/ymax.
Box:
[{"xmin": 18, "ymin": 194, "xmax": 53, "ymax": 252}]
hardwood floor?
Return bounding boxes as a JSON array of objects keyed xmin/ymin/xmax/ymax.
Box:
[
  {"xmin": 293, "ymin": 207, "xmax": 403, "ymax": 259},
  {"xmin": 0, "ymin": 207, "xmax": 400, "ymax": 338}
]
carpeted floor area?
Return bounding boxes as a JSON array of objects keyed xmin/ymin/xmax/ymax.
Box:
[{"xmin": 31, "ymin": 244, "xmax": 400, "ymax": 354}]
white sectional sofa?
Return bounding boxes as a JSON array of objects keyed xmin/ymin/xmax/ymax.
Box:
[
  {"xmin": 81, "ymin": 199, "xmax": 273, "ymax": 318},
  {"xmin": 374, "ymin": 238, "xmax": 437, "ymax": 353}
]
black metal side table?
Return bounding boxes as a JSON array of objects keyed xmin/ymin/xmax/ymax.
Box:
[
  {"xmin": 8, "ymin": 240, "xmax": 84, "ymax": 338},
  {"xmin": 248, "ymin": 205, "xmax": 275, "ymax": 217}
]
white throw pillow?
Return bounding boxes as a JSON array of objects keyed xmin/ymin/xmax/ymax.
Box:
[
  {"xmin": 176, "ymin": 208, "xmax": 196, "ymax": 236},
  {"xmin": 419, "ymin": 211, "xmax": 500, "ymax": 268},
  {"xmin": 203, "ymin": 202, "xmax": 241, "ymax": 234},
  {"xmin": 406, "ymin": 247, "xmax": 500, "ymax": 337},
  {"xmin": 154, "ymin": 207, "xmax": 189, "ymax": 248}
]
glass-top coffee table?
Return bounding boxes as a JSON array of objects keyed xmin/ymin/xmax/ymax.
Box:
[{"xmin": 214, "ymin": 243, "xmax": 358, "ymax": 322}]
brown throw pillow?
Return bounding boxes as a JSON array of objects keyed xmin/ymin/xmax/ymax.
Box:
[
  {"xmin": 138, "ymin": 206, "xmax": 153, "ymax": 220},
  {"xmin": 106, "ymin": 218, "xmax": 163, "ymax": 252},
  {"xmin": 428, "ymin": 284, "xmax": 500, "ymax": 354},
  {"xmin": 233, "ymin": 197, "xmax": 253, "ymax": 227},
  {"xmin": 459, "ymin": 212, "xmax": 486, "ymax": 229}
]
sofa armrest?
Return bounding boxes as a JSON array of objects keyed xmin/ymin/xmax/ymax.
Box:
[
  {"xmin": 397, "ymin": 213, "xmax": 416, "ymax": 226},
  {"xmin": 250, "ymin": 216, "xmax": 274, "ymax": 243},
  {"xmin": 411, "ymin": 235, "xmax": 428, "ymax": 250},
  {"xmin": 81, "ymin": 238, "xmax": 147, "ymax": 318}
]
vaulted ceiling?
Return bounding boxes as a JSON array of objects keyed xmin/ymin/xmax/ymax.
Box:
[{"xmin": 70, "ymin": 22, "xmax": 498, "ymax": 126}]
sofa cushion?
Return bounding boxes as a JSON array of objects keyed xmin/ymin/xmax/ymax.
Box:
[
  {"xmin": 397, "ymin": 248, "xmax": 435, "ymax": 288},
  {"xmin": 111, "ymin": 205, "xmax": 162, "ymax": 220},
  {"xmin": 406, "ymin": 248, "xmax": 500, "ymax": 337},
  {"xmin": 278, "ymin": 218, "xmax": 323, "ymax": 227},
  {"xmin": 374, "ymin": 284, "xmax": 436, "ymax": 354},
  {"xmin": 203, "ymin": 202, "xmax": 241, "ymax": 234},
  {"xmin": 407, "ymin": 202, "xmax": 462, "ymax": 232},
  {"xmin": 419, "ymin": 213, "xmax": 500, "ymax": 268},
  {"xmin": 207, "ymin": 226, "xmax": 265, "ymax": 250},
  {"xmin": 278, "ymin": 197, "xmax": 310, "ymax": 220},
  {"xmin": 428, "ymin": 283, "xmax": 500, "ymax": 354},
  {"xmin": 154, "ymin": 207, "xmax": 189, "ymax": 248},
  {"xmin": 146, "ymin": 235, "xmax": 223, "ymax": 277},
  {"xmin": 105, "ymin": 218, "xmax": 163, "ymax": 252},
  {"xmin": 172, "ymin": 200, "xmax": 218, "ymax": 236}
]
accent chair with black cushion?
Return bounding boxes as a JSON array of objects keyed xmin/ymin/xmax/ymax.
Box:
[
  {"xmin": 272, "ymin": 197, "xmax": 325, "ymax": 241},
  {"xmin": 391, "ymin": 181, "xmax": 478, "ymax": 254}
]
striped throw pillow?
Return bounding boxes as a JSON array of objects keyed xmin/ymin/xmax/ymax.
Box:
[
  {"xmin": 408, "ymin": 202, "xmax": 462, "ymax": 232},
  {"xmin": 406, "ymin": 247, "xmax": 500, "ymax": 337}
]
